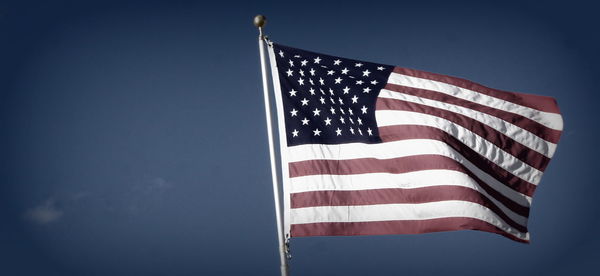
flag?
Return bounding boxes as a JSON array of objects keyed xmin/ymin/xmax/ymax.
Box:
[{"xmin": 266, "ymin": 42, "xmax": 563, "ymax": 243}]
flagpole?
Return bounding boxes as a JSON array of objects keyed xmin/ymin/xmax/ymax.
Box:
[{"xmin": 254, "ymin": 15, "xmax": 290, "ymax": 276}]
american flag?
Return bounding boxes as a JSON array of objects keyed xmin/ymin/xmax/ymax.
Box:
[{"xmin": 267, "ymin": 42, "xmax": 563, "ymax": 243}]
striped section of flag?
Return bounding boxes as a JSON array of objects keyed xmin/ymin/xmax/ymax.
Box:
[{"xmin": 267, "ymin": 43, "xmax": 563, "ymax": 243}]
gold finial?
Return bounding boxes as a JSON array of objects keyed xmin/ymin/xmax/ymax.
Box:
[{"xmin": 253, "ymin": 15, "xmax": 266, "ymax": 28}]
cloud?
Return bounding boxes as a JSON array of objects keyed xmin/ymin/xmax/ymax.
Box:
[
  {"xmin": 131, "ymin": 177, "xmax": 173, "ymax": 195},
  {"xmin": 22, "ymin": 177, "xmax": 174, "ymax": 221},
  {"xmin": 126, "ymin": 177, "xmax": 174, "ymax": 215},
  {"xmin": 71, "ymin": 191, "xmax": 92, "ymax": 201},
  {"xmin": 148, "ymin": 177, "xmax": 172, "ymax": 190},
  {"xmin": 23, "ymin": 199, "xmax": 63, "ymax": 224},
  {"xmin": 153, "ymin": 177, "xmax": 169, "ymax": 187}
]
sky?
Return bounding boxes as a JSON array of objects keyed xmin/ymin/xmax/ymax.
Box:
[{"xmin": 1, "ymin": 0, "xmax": 599, "ymax": 275}]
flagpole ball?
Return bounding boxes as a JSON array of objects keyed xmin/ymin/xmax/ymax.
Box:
[{"xmin": 254, "ymin": 15, "xmax": 266, "ymax": 28}]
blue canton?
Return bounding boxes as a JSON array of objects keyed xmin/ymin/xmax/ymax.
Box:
[{"xmin": 273, "ymin": 43, "xmax": 393, "ymax": 146}]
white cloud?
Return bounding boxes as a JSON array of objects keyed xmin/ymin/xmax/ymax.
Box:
[
  {"xmin": 126, "ymin": 177, "xmax": 174, "ymax": 215},
  {"xmin": 23, "ymin": 199, "xmax": 63, "ymax": 224},
  {"xmin": 71, "ymin": 191, "xmax": 92, "ymax": 201}
]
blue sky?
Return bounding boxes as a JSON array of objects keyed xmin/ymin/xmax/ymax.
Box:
[{"xmin": 1, "ymin": 0, "xmax": 599, "ymax": 275}]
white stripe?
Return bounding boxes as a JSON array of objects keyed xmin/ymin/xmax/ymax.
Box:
[
  {"xmin": 387, "ymin": 72, "xmax": 563, "ymax": 131},
  {"xmin": 290, "ymin": 171, "xmax": 531, "ymax": 205},
  {"xmin": 290, "ymin": 201, "xmax": 529, "ymax": 240},
  {"xmin": 379, "ymin": 89, "xmax": 556, "ymax": 157},
  {"xmin": 376, "ymin": 110, "xmax": 543, "ymax": 185},
  {"xmin": 290, "ymin": 170, "xmax": 528, "ymax": 226},
  {"xmin": 287, "ymin": 139, "xmax": 532, "ymax": 206}
]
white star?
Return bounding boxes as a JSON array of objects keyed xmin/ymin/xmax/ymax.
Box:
[
  {"xmin": 319, "ymin": 88, "xmax": 325, "ymax": 94},
  {"xmin": 309, "ymin": 78, "xmax": 314, "ymax": 85},
  {"xmin": 314, "ymin": 57, "xmax": 321, "ymax": 64},
  {"xmin": 289, "ymin": 59, "xmax": 294, "ymax": 67},
  {"xmin": 324, "ymin": 117, "xmax": 332, "ymax": 125},
  {"xmin": 309, "ymin": 87, "xmax": 315, "ymax": 95},
  {"xmin": 301, "ymin": 117, "xmax": 310, "ymax": 125},
  {"xmin": 313, "ymin": 128, "xmax": 321, "ymax": 136},
  {"xmin": 301, "ymin": 98, "xmax": 309, "ymax": 106},
  {"xmin": 330, "ymin": 97, "xmax": 336, "ymax": 104},
  {"xmin": 286, "ymin": 69, "xmax": 293, "ymax": 77},
  {"xmin": 319, "ymin": 78, "xmax": 325, "ymax": 85},
  {"xmin": 278, "ymin": 50, "xmax": 284, "ymax": 57},
  {"xmin": 348, "ymin": 108, "xmax": 354, "ymax": 115},
  {"xmin": 341, "ymin": 68, "xmax": 349, "ymax": 74},
  {"xmin": 299, "ymin": 69, "xmax": 305, "ymax": 76},
  {"xmin": 289, "ymin": 89, "xmax": 297, "ymax": 96},
  {"xmin": 358, "ymin": 128, "xmax": 363, "ymax": 135},
  {"xmin": 309, "ymin": 68, "xmax": 316, "ymax": 76},
  {"xmin": 339, "ymin": 107, "xmax": 345, "ymax": 114},
  {"xmin": 334, "ymin": 77, "xmax": 342, "ymax": 84},
  {"xmin": 371, "ymin": 80, "xmax": 378, "ymax": 85},
  {"xmin": 336, "ymin": 128, "xmax": 342, "ymax": 136},
  {"xmin": 363, "ymin": 87, "xmax": 371, "ymax": 93},
  {"xmin": 333, "ymin": 59, "xmax": 341, "ymax": 65},
  {"xmin": 313, "ymin": 108, "xmax": 321, "ymax": 116},
  {"xmin": 339, "ymin": 117, "xmax": 346, "ymax": 124},
  {"xmin": 342, "ymin": 86, "xmax": 350, "ymax": 94},
  {"xmin": 298, "ymin": 78, "xmax": 305, "ymax": 85},
  {"xmin": 361, "ymin": 105, "xmax": 368, "ymax": 114},
  {"xmin": 349, "ymin": 127, "xmax": 355, "ymax": 134},
  {"xmin": 319, "ymin": 97, "xmax": 325, "ymax": 104},
  {"xmin": 367, "ymin": 128, "xmax": 373, "ymax": 135},
  {"xmin": 356, "ymin": 80, "xmax": 364, "ymax": 85},
  {"xmin": 329, "ymin": 88, "xmax": 334, "ymax": 95},
  {"xmin": 327, "ymin": 70, "xmax": 335, "ymax": 75},
  {"xmin": 330, "ymin": 107, "xmax": 336, "ymax": 114},
  {"xmin": 349, "ymin": 117, "xmax": 354, "ymax": 124},
  {"xmin": 338, "ymin": 97, "xmax": 344, "ymax": 105},
  {"xmin": 362, "ymin": 69, "xmax": 371, "ymax": 77},
  {"xmin": 351, "ymin": 95, "xmax": 358, "ymax": 103},
  {"xmin": 377, "ymin": 66, "xmax": 385, "ymax": 71},
  {"xmin": 301, "ymin": 60, "xmax": 308, "ymax": 66},
  {"xmin": 294, "ymin": 55, "xmax": 301, "ymax": 58},
  {"xmin": 357, "ymin": 117, "xmax": 363, "ymax": 125},
  {"xmin": 292, "ymin": 129, "xmax": 299, "ymax": 137},
  {"xmin": 355, "ymin": 63, "xmax": 363, "ymax": 67},
  {"xmin": 290, "ymin": 109, "xmax": 298, "ymax": 117}
]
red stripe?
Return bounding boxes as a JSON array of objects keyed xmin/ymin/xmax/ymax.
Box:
[
  {"xmin": 384, "ymin": 83, "xmax": 562, "ymax": 143},
  {"xmin": 291, "ymin": 217, "xmax": 529, "ymax": 243},
  {"xmin": 393, "ymin": 67, "xmax": 560, "ymax": 114},
  {"xmin": 379, "ymin": 124, "xmax": 537, "ymax": 198},
  {"xmin": 289, "ymin": 153, "xmax": 535, "ymax": 198},
  {"xmin": 290, "ymin": 143, "xmax": 535, "ymax": 217},
  {"xmin": 376, "ymin": 97, "xmax": 551, "ymax": 171},
  {"xmin": 291, "ymin": 155, "xmax": 462, "ymax": 177},
  {"xmin": 291, "ymin": 187, "xmax": 528, "ymax": 233}
]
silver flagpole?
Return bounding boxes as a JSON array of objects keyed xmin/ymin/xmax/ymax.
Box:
[{"xmin": 254, "ymin": 15, "xmax": 290, "ymax": 276}]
